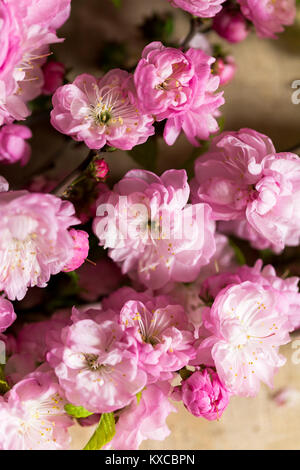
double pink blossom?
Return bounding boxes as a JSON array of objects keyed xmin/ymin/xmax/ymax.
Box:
[
  {"xmin": 104, "ymin": 287, "xmax": 196, "ymax": 383},
  {"xmin": 93, "ymin": 169, "xmax": 216, "ymax": 290},
  {"xmin": 238, "ymin": 0, "xmax": 296, "ymax": 39},
  {"xmin": 51, "ymin": 70, "xmax": 154, "ymax": 150},
  {"xmin": 167, "ymin": 0, "xmax": 226, "ymax": 18},
  {"xmin": 134, "ymin": 42, "xmax": 224, "ymax": 146},
  {"xmin": 0, "ymin": 190, "xmax": 79, "ymax": 300},
  {"xmin": 47, "ymin": 308, "xmax": 147, "ymax": 413},
  {"xmin": 0, "ymin": 371, "xmax": 72, "ymax": 450},
  {"xmin": 195, "ymin": 276, "xmax": 291, "ymax": 397},
  {"xmin": 192, "ymin": 128, "xmax": 300, "ymax": 252},
  {"xmin": 0, "ymin": 0, "xmax": 71, "ymax": 125}
]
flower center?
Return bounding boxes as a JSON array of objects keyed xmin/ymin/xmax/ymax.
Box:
[
  {"xmin": 84, "ymin": 354, "xmax": 102, "ymax": 371},
  {"xmin": 88, "ymin": 81, "xmax": 140, "ymax": 130}
]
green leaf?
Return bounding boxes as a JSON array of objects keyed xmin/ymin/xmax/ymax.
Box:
[
  {"xmin": 0, "ymin": 365, "xmax": 10, "ymax": 395},
  {"xmin": 83, "ymin": 413, "xmax": 115, "ymax": 450},
  {"xmin": 64, "ymin": 404, "xmax": 94, "ymax": 419},
  {"xmin": 128, "ymin": 137, "xmax": 158, "ymax": 172},
  {"xmin": 229, "ymin": 239, "xmax": 246, "ymax": 266}
]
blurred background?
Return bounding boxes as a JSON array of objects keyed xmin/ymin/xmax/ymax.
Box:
[{"xmin": 5, "ymin": 0, "xmax": 300, "ymax": 450}]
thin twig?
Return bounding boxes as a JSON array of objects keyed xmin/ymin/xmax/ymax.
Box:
[
  {"xmin": 180, "ymin": 17, "xmax": 211, "ymax": 51},
  {"xmin": 51, "ymin": 149, "xmax": 98, "ymax": 197}
]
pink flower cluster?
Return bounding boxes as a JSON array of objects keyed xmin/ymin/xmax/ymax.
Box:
[
  {"xmin": 0, "ymin": 0, "xmax": 299, "ymax": 453},
  {"xmin": 0, "ymin": 0, "xmax": 70, "ymax": 125},
  {"xmin": 51, "ymin": 42, "xmax": 224, "ymax": 149},
  {"xmin": 167, "ymin": 0, "xmax": 296, "ymax": 39}
]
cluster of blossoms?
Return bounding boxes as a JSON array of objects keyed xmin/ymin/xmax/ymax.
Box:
[
  {"xmin": 0, "ymin": 0, "xmax": 68, "ymax": 165},
  {"xmin": 51, "ymin": 41, "xmax": 225, "ymax": 149},
  {"xmin": 0, "ymin": 0, "xmax": 299, "ymax": 453},
  {"xmin": 169, "ymin": 0, "xmax": 296, "ymax": 40}
]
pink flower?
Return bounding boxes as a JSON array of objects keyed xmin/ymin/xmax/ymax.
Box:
[
  {"xmin": 42, "ymin": 61, "xmax": 65, "ymax": 95},
  {"xmin": 0, "ymin": 371, "xmax": 72, "ymax": 450},
  {"xmin": 214, "ymin": 56, "xmax": 236, "ymax": 86},
  {"xmin": 51, "ymin": 71, "xmax": 154, "ymax": 150},
  {"xmin": 47, "ymin": 310, "xmax": 147, "ymax": 413},
  {"xmin": 0, "ymin": 124, "xmax": 31, "ymax": 165},
  {"xmin": 167, "ymin": 0, "xmax": 226, "ymax": 18},
  {"xmin": 0, "ymin": 298, "xmax": 16, "ymax": 333},
  {"xmin": 108, "ymin": 288, "xmax": 196, "ymax": 383},
  {"xmin": 93, "ymin": 169, "xmax": 216, "ymax": 290},
  {"xmin": 236, "ymin": 260, "xmax": 300, "ymax": 332},
  {"xmin": 0, "ymin": 191, "xmax": 79, "ymax": 300},
  {"xmin": 181, "ymin": 368, "xmax": 230, "ymax": 420},
  {"xmin": 238, "ymin": 0, "xmax": 296, "ymax": 39},
  {"xmin": 15, "ymin": 0, "xmax": 72, "ymax": 30},
  {"xmin": 192, "ymin": 128, "xmax": 300, "ymax": 252},
  {"xmin": 213, "ymin": 6, "xmax": 249, "ymax": 43},
  {"xmin": 134, "ymin": 42, "xmax": 198, "ymax": 120},
  {"xmin": 134, "ymin": 43, "xmax": 224, "ymax": 146},
  {"xmin": 106, "ymin": 382, "xmax": 176, "ymax": 450},
  {"xmin": 0, "ymin": 0, "xmax": 69, "ymax": 125},
  {"xmin": 196, "ymin": 281, "xmax": 291, "ymax": 397},
  {"xmin": 63, "ymin": 229, "xmax": 89, "ymax": 272}
]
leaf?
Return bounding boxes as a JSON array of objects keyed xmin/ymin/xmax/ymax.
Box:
[
  {"xmin": 229, "ymin": 239, "xmax": 246, "ymax": 266},
  {"xmin": 128, "ymin": 137, "xmax": 158, "ymax": 172},
  {"xmin": 111, "ymin": 0, "xmax": 121, "ymax": 7},
  {"xmin": 0, "ymin": 366, "xmax": 10, "ymax": 395},
  {"xmin": 64, "ymin": 404, "xmax": 94, "ymax": 419},
  {"xmin": 83, "ymin": 413, "xmax": 115, "ymax": 450}
]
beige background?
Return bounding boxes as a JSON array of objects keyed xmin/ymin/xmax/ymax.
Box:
[{"xmin": 6, "ymin": 0, "xmax": 300, "ymax": 450}]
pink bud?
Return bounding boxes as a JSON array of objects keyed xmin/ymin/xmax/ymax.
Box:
[
  {"xmin": 0, "ymin": 124, "xmax": 32, "ymax": 166},
  {"xmin": 94, "ymin": 158, "xmax": 109, "ymax": 179},
  {"xmin": 181, "ymin": 369, "xmax": 230, "ymax": 420},
  {"xmin": 215, "ymin": 56, "xmax": 237, "ymax": 86},
  {"xmin": 213, "ymin": 7, "xmax": 249, "ymax": 43},
  {"xmin": 42, "ymin": 61, "xmax": 65, "ymax": 95},
  {"xmin": 64, "ymin": 229, "xmax": 89, "ymax": 272}
]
